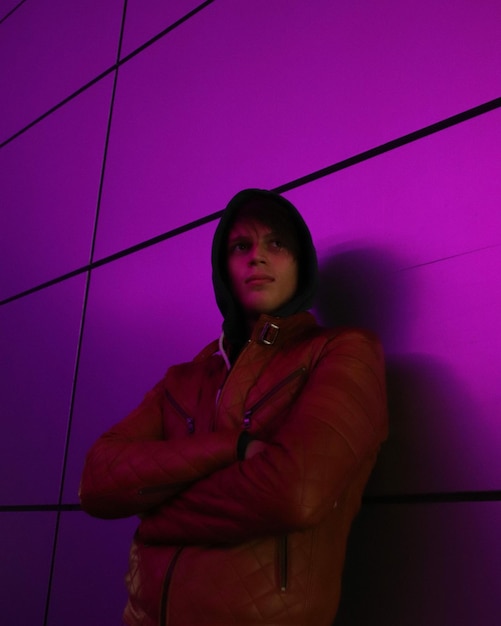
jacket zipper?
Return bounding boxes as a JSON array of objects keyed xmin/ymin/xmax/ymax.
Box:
[
  {"xmin": 159, "ymin": 546, "xmax": 183, "ymax": 625},
  {"xmin": 243, "ymin": 367, "xmax": 306, "ymax": 429},
  {"xmin": 278, "ymin": 534, "xmax": 288, "ymax": 591},
  {"xmin": 164, "ymin": 388, "xmax": 195, "ymax": 434}
]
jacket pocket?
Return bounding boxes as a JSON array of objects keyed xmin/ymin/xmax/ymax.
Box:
[
  {"xmin": 243, "ymin": 367, "xmax": 307, "ymax": 429},
  {"xmin": 164, "ymin": 388, "xmax": 195, "ymax": 434}
]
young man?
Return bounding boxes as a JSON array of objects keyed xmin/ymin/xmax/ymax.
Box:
[{"xmin": 80, "ymin": 188, "xmax": 388, "ymax": 626}]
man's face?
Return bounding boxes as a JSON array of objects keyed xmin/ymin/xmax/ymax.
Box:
[{"xmin": 227, "ymin": 218, "xmax": 298, "ymax": 322}]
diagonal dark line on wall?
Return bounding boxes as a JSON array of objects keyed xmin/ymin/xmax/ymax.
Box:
[
  {"xmin": 0, "ymin": 210, "xmax": 224, "ymax": 305},
  {"xmin": 397, "ymin": 242, "xmax": 501, "ymax": 272},
  {"xmin": 0, "ymin": 0, "xmax": 27, "ymax": 24},
  {"xmin": 1, "ymin": 489, "xmax": 500, "ymax": 512},
  {"xmin": 364, "ymin": 489, "xmax": 501, "ymax": 505},
  {"xmin": 119, "ymin": 0, "xmax": 216, "ymax": 66},
  {"xmin": 1, "ymin": 95, "xmax": 501, "ymax": 308},
  {"xmin": 0, "ymin": 0, "xmax": 217, "ymax": 149},
  {"xmin": 0, "ymin": 65, "xmax": 117, "ymax": 149},
  {"xmin": 273, "ymin": 95, "xmax": 501, "ymax": 194}
]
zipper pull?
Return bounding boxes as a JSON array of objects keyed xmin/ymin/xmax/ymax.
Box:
[
  {"xmin": 164, "ymin": 388, "xmax": 195, "ymax": 435},
  {"xmin": 243, "ymin": 410, "xmax": 252, "ymax": 429},
  {"xmin": 241, "ymin": 367, "xmax": 307, "ymax": 431}
]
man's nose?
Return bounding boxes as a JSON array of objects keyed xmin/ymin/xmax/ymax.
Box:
[{"xmin": 249, "ymin": 242, "xmax": 267, "ymax": 264}]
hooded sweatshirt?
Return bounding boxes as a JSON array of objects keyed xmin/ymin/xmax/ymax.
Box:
[{"xmin": 211, "ymin": 188, "xmax": 318, "ymax": 358}]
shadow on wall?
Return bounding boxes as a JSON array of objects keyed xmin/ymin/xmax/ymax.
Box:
[
  {"xmin": 314, "ymin": 244, "xmax": 410, "ymax": 352},
  {"xmin": 314, "ymin": 244, "xmax": 483, "ymax": 494},
  {"xmin": 333, "ymin": 354, "xmax": 485, "ymax": 626},
  {"xmin": 314, "ymin": 246, "xmax": 487, "ymax": 625},
  {"xmin": 334, "ymin": 498, "xmax": 501, "ymax": 626}
]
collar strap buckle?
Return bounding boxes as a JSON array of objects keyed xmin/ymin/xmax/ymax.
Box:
[{"xmin": 259, "ymin": 322, "xmax": 280, "ymax": 345}]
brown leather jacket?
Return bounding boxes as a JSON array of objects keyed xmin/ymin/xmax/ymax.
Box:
[{"xmin": 79, "ymin": 312, "xmax": 388, "ymax": 625}]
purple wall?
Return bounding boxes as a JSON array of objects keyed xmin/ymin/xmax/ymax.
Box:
[{"xmin": 1, "ymin": 1, "xmax": 500, "ymax": 624}]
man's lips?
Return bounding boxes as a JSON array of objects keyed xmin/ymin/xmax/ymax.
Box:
[{"xmin": 245, "ymin": 274, "xmax": 274, "ymax": 284}]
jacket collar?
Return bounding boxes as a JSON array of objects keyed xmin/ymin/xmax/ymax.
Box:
[{"xmin": 249, "ymin": 311, "xmax": 317, "ymax": 348}]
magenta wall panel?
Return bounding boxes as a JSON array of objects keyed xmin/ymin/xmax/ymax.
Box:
[
  {"xmin": 1, "ymin": 513, "xmax": 56, "ymax": 625},
  {"xmin": 93, "ymin": 0, "xmax": 501, "ymax": 260},
  {"xmin": 0, "ymin": 277, "xmax": 86, "ymax": 504},
  {"xmin": 47, "ymin": 512, "xmax": 136, "ymax": 625},
  {"xmin": 0, "ymin": 77, "xmax": 113, "ymax": 301},
  {"xmin": 1, "ymin": 0, "xmax": 500, "ymax": 624},
  {"xmin": 0, "ymin": 0, "xmax": 122, "ymax": 143}
]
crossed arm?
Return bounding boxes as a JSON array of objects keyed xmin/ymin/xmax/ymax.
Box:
[
  {"xmin": 80, "ymin": 332, "xmax": 387, "ymax": 545},
  {"xmin": 78, "ymin": 380, "xmax": 241, "ymax": 519}
]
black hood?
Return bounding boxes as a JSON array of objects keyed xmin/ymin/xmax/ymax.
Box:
[{"xmin": 211, "ymin": 188, "xmax": 318, "ymax": 353}]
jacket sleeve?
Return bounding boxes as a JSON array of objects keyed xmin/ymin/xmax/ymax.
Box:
[
  {"xmin": 79, "ymin": 379, "xmax": 240, "ymax": 519},
  {"xmin": 137, "ymin": 330, "xmax": 388, "ymax": 544}
]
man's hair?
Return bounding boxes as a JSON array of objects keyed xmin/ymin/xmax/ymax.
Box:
[{"xmin": 229, "ymin": 198, "xmax": 300, "ymax": 259}]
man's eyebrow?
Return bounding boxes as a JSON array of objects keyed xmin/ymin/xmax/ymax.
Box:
[
  {"xmin": 228, "ymin": 233, "xmax": 249, "ymax": 243},
  {"xmin": 227, "ymin": 228, "xmax": 278, "ymax": 245}
]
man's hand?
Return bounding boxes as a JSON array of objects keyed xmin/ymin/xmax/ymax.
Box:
[{"xmin": 245, "ymin": 439, "xmax": 266, "ymax": 459}]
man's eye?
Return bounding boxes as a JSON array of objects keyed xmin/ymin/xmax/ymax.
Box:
[
  {"xmin": 230, "ymin": 242, "xmax": 248, "ymax": 253},
  {"xmin": 271, "ymin": 240, "xmax": 284, "ymax": 249}
]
